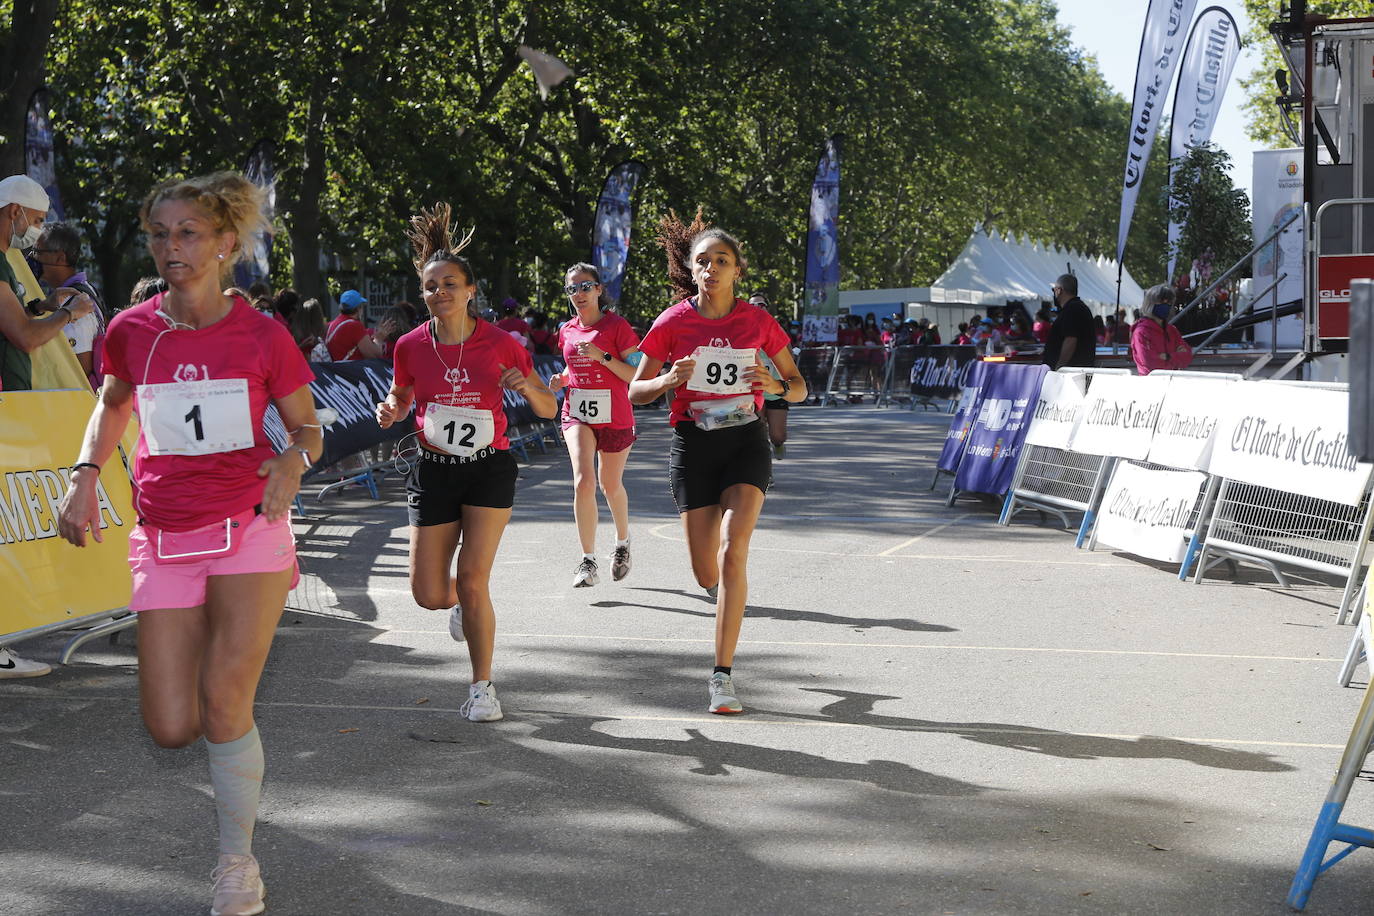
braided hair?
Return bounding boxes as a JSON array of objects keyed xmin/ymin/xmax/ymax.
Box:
[
  {"xmin": 406, "ymin": 203, "xmax": 479, "ymax": 318},
  {"xmin": 656, "ymin": 208, "xmax": 749, "ymax": 303}
]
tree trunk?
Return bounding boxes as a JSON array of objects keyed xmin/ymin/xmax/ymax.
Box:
[
  {"xmin": 0, "ymin": 0, "xmax": 60, "ymax": 176},
  {"xmin": 288, "ymin": 83, "xmax": 328, "ymax": 307}
]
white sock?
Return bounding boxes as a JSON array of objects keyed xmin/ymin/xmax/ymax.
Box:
[
  {"xmin": 206, "ymin": 726, "xmax": 264, "ymax": 858},
  {"xmin": 615, "ymin": 537, "xmax": 630, "ymax": 548},
  {"xmin": 583, "ymin": 552, "xmax": 596, "ymax": 561}
]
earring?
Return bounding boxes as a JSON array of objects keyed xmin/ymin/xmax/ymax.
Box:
[{"xmin": 217, "ymin": 254, "xmax": 225, "ymax": 261}]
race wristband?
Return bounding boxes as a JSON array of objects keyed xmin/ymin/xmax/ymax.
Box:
[{"xmin": 71, "ymin": 462, "xmax": 101, "ymax": 474}]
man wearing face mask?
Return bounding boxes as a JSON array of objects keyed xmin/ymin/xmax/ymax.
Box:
[
  {"xmin": 1130, "ymin": 283, "xmax": 1193, "ymax": 375},
  {"xmin": 0, "ymin": 175, "xmax": 95, "ymax": 391},
  {"xmin": 1042, "ymin": 273, "xmax": 1096, "ymax": 369}
]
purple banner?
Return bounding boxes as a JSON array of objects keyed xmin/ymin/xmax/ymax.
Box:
[
  {"xmin": 233, "ymin": 139, "xmax": 276, "ymax": 290},
  {"xmin": 953, "ymin": 363, "xmax": 1049, "ymax": 495},
  {"xmin": 937, "ymin": 360, "xmax": 990, "ymax": 472},
  {"xmin": 24, "ymin": 90, "xmax": 63, "ymax": 221},
  {"xmin": 803, "ymin": 136, "xmax": 840, "ymax": 344},
  {"xmin": 592, "ymin": 161, "xmax": 646, "ymax": 307}
]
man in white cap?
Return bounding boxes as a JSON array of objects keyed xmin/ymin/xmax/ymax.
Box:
[
  {"xmin": 0, "ymin": 176, "xmax": 96, "ymax": 680},
  {"xmin": 0, "ymin": 174, "xmax": 95, "ymax": 392}
]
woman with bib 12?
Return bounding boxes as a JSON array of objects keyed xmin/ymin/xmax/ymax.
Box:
[
  {"xmin": 375, "ymin": 204, "xmax": 556, "ymax": 724},
  {"xmin": 56, "ymin": 172, "xmax": 321, "ymax": 916},
  {"xmin": 546, "ymin": 262, "xmax": 641, "ymax": 588},
  {"xmin": 629, "ymin": 210, "xmax": 806, "ymax": 714}
]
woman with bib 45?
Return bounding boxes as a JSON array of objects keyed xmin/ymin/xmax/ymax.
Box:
[
  {"xmin": 376, "ymin": 204, "xmax": 556, "ymax": 724},
  {"xmin": 629, "ymin": 211, "xmax": 806, "ymax": 714},
  {"xmin": 546, "ymin": 262, "xmax": 641, "ymax": 587},
  {"xmin": 57, "ymin": 172, "xmax": 321, "ymax": 916}
]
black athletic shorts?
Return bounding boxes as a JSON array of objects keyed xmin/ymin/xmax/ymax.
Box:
[
  {"xmin": 668, "ymin": 419, "xmax": 772, "ymax": 513},
  {"xmin": 405, "ymin": 447, "xmax": 519, "ymax": 526},
  {"xmin": 763, "ymin": 398, "xmax": 789, "ymax": 411}
]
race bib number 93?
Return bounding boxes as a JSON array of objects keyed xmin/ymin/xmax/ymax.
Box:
[{"xmin": 689, "ymin": 346, "xmax": 753, "ymax": 395}]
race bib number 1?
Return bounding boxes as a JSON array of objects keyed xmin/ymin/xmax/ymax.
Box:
[
  {"xmin": 140, "ymin": 379, "xmax": 255, "ymax": 456},
  {"xmin": 569, "ymin": 388, "xmax": 612, "ymax": 425},
  {"xmin": 424, "ymin": 403, "xmax": 496, "ymax": 457},
  {"xmin": 689, "ymin": 346, "xmax": 754, "ymax": 395}
]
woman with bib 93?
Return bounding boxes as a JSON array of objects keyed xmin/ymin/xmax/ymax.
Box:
[
  {"xmin": 57, "ymin": 172, "xmax": 321, "ymax": 916},
  {"xmin": 546, "ymin": 262, "xmax": 641, "ymax": 587},
  {"xmin": 375, "ymin": 204, "xmax": 555, "ymax": 724},
  {"xmin": 629, "ymin": 210, "xmax": 806, "ymax": 714}
]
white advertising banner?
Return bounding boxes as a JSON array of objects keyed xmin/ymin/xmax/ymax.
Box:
[
  {"xmin": 1118, "ymin": 0, "xmax": 1199, "ymax": 263},
  {"xmin": 1147, "ymin": 375, "xmax": 1236, "ymax": 470},
  {"xmin": 1068, "ymin": 374, "xmax": 1170, "ymax": 459},
  {"xmin": 1095, "ymin": 462, "xmax": 1206, "ymax": 563},
  {"xmin": 1209, "ymin": 384, "xmax": 1373, "ymax": 506},
  {"xmin": 1252, "ymin": 149, "xmax": 1305, "ymax": 347},
  {"xmin": 1166, "ymin": 6, "xmax": 1242, "ymax": 279},
  {"xmin": 1024, "ymin": 371, "xmax": 1087, "ymax": 449}
]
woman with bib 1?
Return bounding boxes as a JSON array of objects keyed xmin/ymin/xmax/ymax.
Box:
[
  {"xmin": 57, "ymin": 172, "xmax": 321, "ymax": 916},
  {"xmin": 375, "ymin": 204, "xmax": 555, "ymax": 724},
  {"xmin": 546, "ymin": 262, "xmax": 641, "ymax": 587},
  {"xmin": 629, "ymin": 210, "xmax": 806, "ymax": 715}
]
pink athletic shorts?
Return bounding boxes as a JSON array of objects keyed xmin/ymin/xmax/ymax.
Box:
[
  {"xmin": 561, "ymin": 421, "xmax": 637, "ymax": 453},
  {"xmin": 127, "ymin": 513, "xmax": 299, "ymax": 612}
]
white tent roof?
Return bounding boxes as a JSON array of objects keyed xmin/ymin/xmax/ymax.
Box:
[{"xmin": 929, "ymin": 225, "xmax": 1143, "ymax": 310}]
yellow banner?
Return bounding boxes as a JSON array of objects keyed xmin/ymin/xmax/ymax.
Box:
[
  {"xmin": 0, "ymin": 390, "xmax": 134, "ymax": 635},
  {"xmin": 5, "ymin": 247, "xmax": 93, "ymax": 393}
]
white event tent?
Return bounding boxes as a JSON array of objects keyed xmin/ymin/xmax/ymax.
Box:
[{"xmin": 839, "ymin": 226, "xmax": 1145, "ymax": 330}]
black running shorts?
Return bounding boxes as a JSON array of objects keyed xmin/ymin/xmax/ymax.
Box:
[
  {"xmin": 668, "ymin": 419, "xmax": 772, "ymax": 513},
  {"xmin": 405, "ymin": 447, "xmax": 519, "ymax": 526}
]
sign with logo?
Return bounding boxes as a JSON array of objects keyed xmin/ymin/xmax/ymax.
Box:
[
  {"xmin": 1024, "ymin": 371, "xmax": 1087, "ymax": 450},
  {"xmin": 1067, "ymin": 373, "xmax": 1170, "ymax": 459},
  {"xmin": 1316, "ymin": 253, "xmax": 1374, "ymax": 340},
  {"xmin": 954, "ymin": 362, "xmax": 1048, "ymax": 495},
  {"xmin": 1094, "ymin": 462, "xmax": 1206, "ymax": 563},
  {"xmin": 1147, "ymin": 375, "xmax": 1235, "ymax": 470},
  {"xmin": 1, "ymin": 390, "xmax": 136, "ymax": 637}
]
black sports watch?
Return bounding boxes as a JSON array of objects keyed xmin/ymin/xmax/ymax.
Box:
[
  {"xmin": 602, "ymin": 351, "xmax": 613, "ymax": 362},
  {"xmin": 779, "ymin": 378, "xmax": 791, "ymax": 396}
]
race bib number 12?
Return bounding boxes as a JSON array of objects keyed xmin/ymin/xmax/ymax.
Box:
[
  {"xmin": 424, "ymin": 403, "xmax": 496, "ymax": 457},
  {"xmin": 689, "ymin": 346, "xmax": 754, "ymax": 395},
  {"xmin": 140, "ymin": 379, "xmax": 255, "ymax": 456}
]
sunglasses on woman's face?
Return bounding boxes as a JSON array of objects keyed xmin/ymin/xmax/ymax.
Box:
[{"xmin": 565, "ymin": 280, "xmax": 600, "ymax": 295}]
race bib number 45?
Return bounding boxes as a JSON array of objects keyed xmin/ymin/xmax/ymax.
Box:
[
  {"xmin": 689, "ymin": 346, "xmax": 753, "ymax": 395},
  {"xmin": 140, "ymin": 379, "xmax": 255, "ymax": 456},
  {"xmin": 569, "ymin": 388, "xmax": 611, "ymax": 425},
  {"xmin": 423, "ymin": 403, "xmax": 496, "ymax": 457}
]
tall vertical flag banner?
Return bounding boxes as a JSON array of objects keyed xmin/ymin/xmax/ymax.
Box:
[
  {"xmin": 1166, "ymin": 6, "xmax": 1242, "ymax": 280},
  {"xmin": 233, "ymin": 139, "xmax": 276, "ymax": 291},
  {"xmin": 1117, "ymin": 0, "xmax": 1198, "ymax": 265},
  {"xmin": 591, "ymin": 161, "xmax": 646, "ymax": 308},
  {"xmin": 24, "ymin": 90, "xmax": 64, "ymax": 222},
  {"xmin": 803, "ymin": 136, "xmax": 841, "ymax": 344}
]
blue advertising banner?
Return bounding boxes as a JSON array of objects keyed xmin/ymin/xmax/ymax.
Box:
[
  {"xmin": 803, "ymin": 136, "xmax": 840, "ymax": 344},
  {"xmin": 24, "ymin": 90, "xmax": 64, "ymax": 222},
  {"xmin": 592, "ymin": 162, "xmax": 646, "ymax": 307},
  {"xmin": 954, "ymin": 363, "xmax": 1049, "ymax": 495},
  {"xmin": 937, "ymin": 360, "xmax": 989, "ymax": 472},
  {"xmin": 233, "ymin": 139, "xmax": 276, "ymax": 291}
]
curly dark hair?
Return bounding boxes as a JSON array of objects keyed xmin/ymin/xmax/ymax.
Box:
[
  {"xmin": 406, "ymin": 203, "xmax": 478, "ymax": 317},
  {"xmin": 656, "ymin": 207, "xmax": 747, "ymax": 302}
]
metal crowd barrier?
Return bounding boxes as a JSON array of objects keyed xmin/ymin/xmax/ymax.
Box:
[
  {"xmin": 1085, "ymin": 458, "xmax": 1211, "ymax": 555},
  {"xmin": 998, "ymin": 368, "xmax": 1130, "ymax": 545},
  {"xmin": 877, "ymin": 345, "xmax": 917, "ymax": 408},
  {"xmin": 821, "ymin": 345, "xmax": 887, "ymax": 405},
  {"xmin": 795, "ymin": 346, "xmax": 836, "ymax": 404}
]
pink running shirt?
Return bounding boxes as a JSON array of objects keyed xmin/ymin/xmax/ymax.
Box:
[
  {"xmin": 101, "ymin": 294, "xmax": 315, "ymax": 531},
  {"xmin": 638, "ymin": 298, "xmax": 791, "ymax": 425},
  {"xmin": 557, "ymin": 311, "xmax": 639, "ymax": 429},
  {"xmin": 392, "ymin": 319, "xmax": 534, "ymax": 451}
]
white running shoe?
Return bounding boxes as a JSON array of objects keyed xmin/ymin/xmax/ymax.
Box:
[
  {"xmin": 461, "ymin": 680, "xmax": 503, "ymax": 722},
  {"xmin": 611, "ymin": 544, "xmax": 631, "ymax": 581},
  {"xmin": 707, "ymin": 671, "xmax": 743, "ymax": 715},
  {"xmin": 0, "ymin": 647, "xmax": 51, "ymax": 679},
  {"xmin": 210, "ymin": 853, "xmax": 265, "ymax": 916},
  {"xmin": 448, "ymin": 604, "xmax": 465, "ymax": 643},
  {"xmin": 572, "ymin": 557, "xmax": 600, "ymax": 587}
]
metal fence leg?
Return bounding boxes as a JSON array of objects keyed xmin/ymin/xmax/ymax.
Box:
[
  {"xmin": 1074, "ymin": 457, "xmax": 1115, "ymax": 549},
  {"xmin": 1179, "ymin": 475, "xmax": 1222, "ymax": 581},
  {"xmin": 1287, "ymin": 679, "xmax": 1374, "ymax": 909},
  {"xmin": 59, "ymin": 614, "xmax": 139, "ymax": 665},
  {"xmin": 1338, "ymin": 612, "xmax": 1371, "ymax": 688},
  {"xmin": 1337, "ymin": 496, "xmax": 1374, "ymax": 625}
]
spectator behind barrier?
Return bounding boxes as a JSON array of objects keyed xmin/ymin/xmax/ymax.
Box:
[
  {"xmin": 292, "ymin": 297, "xmax": 329, "ymax": 361},
  {"xmin": 128, "ymin": 276, "xmax": 167, "ymax": 311},
  {"xmin": 34, "ymin": 221, "xmax": 106, "ymax": 387},
  {"xmin": 1032, "ymin": 307, "xmax": 1052, "ymax": 343},
  {"xmin": 1130, "ymin": 284, "xmax": 1193, "ymax": 375},
  {"xmin": 373, "ymin": 305, "xmax": 413, "ymax": 360}
]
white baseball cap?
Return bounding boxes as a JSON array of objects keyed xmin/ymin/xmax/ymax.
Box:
[{"xmin": 0, "ymin": 175, "xmax": 49, "ymax": 211}]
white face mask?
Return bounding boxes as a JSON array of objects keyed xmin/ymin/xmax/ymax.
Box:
[{"xmin": 9, "ymin": 209, "xmax": 41, "ymax": 250}]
